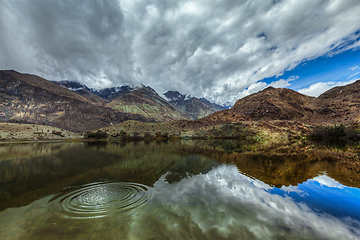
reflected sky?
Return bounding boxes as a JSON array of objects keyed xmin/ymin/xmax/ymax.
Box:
[
  {"xmin": 269, "ymin": 175, "xmax": 360, "ymax": 222},
  {"xmin": 140, "ymin": 165, "xmax": 360, "ymax": 240},
  {"xmin": 1, "ymin": 164, "xmax": 359, "ymax": 240},
  {"xmin": 1, "ymin": 141, "xmax": 360, "ymax": 240}
]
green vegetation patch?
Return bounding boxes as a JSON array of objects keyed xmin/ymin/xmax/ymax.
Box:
[
  {"xmin": 309, "ymin": 124, "xmax": 360, "ymax": 142},
  {"xmin": 84, "ymin": 130, "xmax": 108, "ymax": 139},
  {"xmin": 206, "ymin": 123, "xmax": 257, "ymax": 139}
]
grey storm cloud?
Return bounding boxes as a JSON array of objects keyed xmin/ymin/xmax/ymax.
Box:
[
  {"xmin": 0, "ymin": 0, "xmax": 134, "ymax": 88},
  {"xmin": 1, "ymin": 0, "xmax": 360, "ymax": 104}
]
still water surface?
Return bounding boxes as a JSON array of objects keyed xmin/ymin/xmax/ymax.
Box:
[{"xmin": 0, "ymin": 141, "xmax": 359, "ymax": 239}]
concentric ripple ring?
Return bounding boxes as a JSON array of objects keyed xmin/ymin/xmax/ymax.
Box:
[{"xmin": 49, "ymin": 182, "xmax": 154, "ymax": 219}]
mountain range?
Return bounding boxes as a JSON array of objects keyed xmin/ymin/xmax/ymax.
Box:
[
  {"xmin": 106, "ymin": 85, "xmax": 191, "ymax": 122},
  {"xmin": 0, "ymin": 70, "xmax": 150, "ymax": 132},
  {"xmin": 0, "ymin": 70, "xmax": 227, "ymax": 131},
  {"xmin": 195, "ymin": 81, "xmax": 360, "ymax": 128},
  {"xmin": 54, "ymin": 81, "xmax": 225, "ymax": 121},
  {"xmin": 56, "ymin": 81, "xmax": 226, "ymax": 120},
  {"xmin": 1, "ymin": 70, "xmax": 359, "ymax": 133},
  {"xmin": 163, "ymin": 91, "xmax": 226, "ymax": 119}
]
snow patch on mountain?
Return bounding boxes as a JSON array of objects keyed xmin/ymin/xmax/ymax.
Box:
[
  {"xmin": 185, "ymin": 94, "xmax": 192, "ymax": 100},
  {"xmin": 221, "ymin": 102, "xmax": 233, "ymax": 109},
  {"xmin": 53, "ymin": 80, "xmax": 89, "ymax": 92}
]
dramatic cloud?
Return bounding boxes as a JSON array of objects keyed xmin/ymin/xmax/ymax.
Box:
[
  {"xmin": 0, "ymin": 0, "xmax": 135, "ymax": 88},
  {"xmin": 236, "ymin": 76, "xmax": 297, "ymax": 99},
  {"xmin": 1, "ymin": 0, "xmax": 360, "ymax": 103},
  {"xmin": 298, "ymin": 79, "xmax": 357, "ymax": 97}
]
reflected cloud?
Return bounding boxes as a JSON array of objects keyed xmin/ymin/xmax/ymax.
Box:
[
  {"xmin": 137, "ymin": 165, "xmax": 360, "ymax": 239},
  {"xmin": 1, "ymin": 163, "xmax": 359, "ymax": 240},
  {"xmin": 311, "ymin": 175, "xmax": 345, "ymax": 189},
  {"xmin": 280, "ymin": 185, "xmax": 307, "ymax": 195}
]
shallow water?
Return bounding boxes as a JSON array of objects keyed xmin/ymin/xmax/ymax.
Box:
[{"xmin": 0, "ymin": 141, "xmax": 359, "ymax": 240}]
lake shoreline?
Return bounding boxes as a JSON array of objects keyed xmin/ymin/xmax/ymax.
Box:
[{"xmin": 1, "ymin": 126, "xmax": 359, "ymax": 176}]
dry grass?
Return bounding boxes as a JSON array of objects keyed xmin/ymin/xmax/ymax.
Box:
[{"xmin": 0, "ymin": 122, "xmax": 82, "ymax": 141}]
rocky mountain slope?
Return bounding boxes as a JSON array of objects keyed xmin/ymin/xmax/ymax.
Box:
[
  {"xmin": 54, "ymin": 81, "xmax": 135, "ymax": 104},
  {"xmin": 199, "ymin": 97, "xmax": 226, "ymax": 111},
  {"xmin": 318, "ymin": 80, "xmax": 360, "ymax": 100},
  {"xmin": 91, "ymin": 86, "xmax": 135, "ymax": 102},
  {"xmin": 0, "ymin": 70, "xmax": 151, "ymax": 132},
  {"xmin": 232, "ymin": 87, "xmax": 317, "ymax": 121},
  {"xmin": 53, "ymin": 82, "xmax": 224, "ymax": 120},
  {"xmin": 106, "ymin": 86, "xmax": 190, "ymax": 122},
  {"xmin": 96, "ymin": 80, "xmax": 359, "ymax": 143},
  {"xmin": 0, "ymin": 71, "xmax": 223, "ymax": 132},
  {"xmin": 1, "ymin": 70, "xmax": 358, "ymax": 135},
  {"xmin": 164, "ymin": 91, "xmax": 225, "ymax": 119},
  {"xmin": 55, "ymin": 80, "xmax": 107, "ymax": 106},
  {"xmin": 198, "ymin": 80, "xmax": 360, "ymax": 125},
  {"xmin": 316, "ymin": 80, "xmax": 360, "ymax": 124}
]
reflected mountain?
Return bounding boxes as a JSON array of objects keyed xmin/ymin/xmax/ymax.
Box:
[
  {"xmin": 1, "ymin": 164, "xmax": 359, "ymax": 240},
  {"xmin": 0, "ymin": 141, "xmax": 217, "ymax": 210},
  {"xmin": 164, "ymin": 155, "xmax": 218, "ymax": 184},
  {"xmin": 1, "ymin": 140, "xmax": 359, "ymax": 213}
]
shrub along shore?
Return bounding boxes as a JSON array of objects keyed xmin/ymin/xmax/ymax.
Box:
[{"xmin": 1, "ymin": 121, "xmax": 359, "ymax": 147}]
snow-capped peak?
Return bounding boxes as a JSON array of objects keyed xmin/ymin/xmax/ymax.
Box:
[
  {"xmin": 163, "ymin": 91, "xmax": 187, "ymax": 102},
  {"xmin": 221, "ymin": 102, "xmax": 232, "ymax": 109},
  {"xmin": 54, "ymin": 80, "xmax": 89, "ymax": 92},
  {"xmin": 185, "ymin": 94, "xmax": 192, "ymax": 100}
]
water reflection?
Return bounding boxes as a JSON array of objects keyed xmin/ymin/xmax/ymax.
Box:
[
  {"xmin": 165, "ymin": 155, "xmax": 218, "ymax": 183},
  {"xmin": 145, "ymin": 166, "xmax": 360, "ymax": 239},
  {"xmin": 0, "ymin": 141, "xmax": 359, "ymax": 239},
  {"xmin": 268, "ymin": 175, "xmax": 360, "ymax": 222},
  {"xmin": 49, "ymin": 182, "xmax": 154, "ymax": 219}
]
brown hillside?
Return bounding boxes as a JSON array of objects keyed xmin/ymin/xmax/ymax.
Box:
[
  {"xmin": 74, "ymin": 88, "xmax": 107, "ymax": 106},
  {"xmin": 163, "ymin": 91, "xmax": 224, "ymax": 119},
  {"xmin": 192, "ymin": 82, "xmax": 360, "ymax": 126},
  {"xmin": 1, "ymin": 70, "xmax": 93, "ymax": 104},
  {"xmin": 318, "ymin": 79, "xmax": 360, "ymax": 100},
  {"xmin": 53, "ymin": 80, "xmax": 107, "ymax": 106},
  {"xmin": 86, "ymin": 80, "xmax": 360, "ymax": 141},
  {"xmin": 178, "ymin": 97, "xmax": 216, "ymax": 120},
  {"xmin": 0, "ymin": 70, "xmax": 152, "ymax": 132},
  {"xmin": 232, "ymin": 87, "xmax": 317, "ymax": 121},
  {"xmin": 315, "ymin": 79, "xmax": 360, "ymax": 124}
]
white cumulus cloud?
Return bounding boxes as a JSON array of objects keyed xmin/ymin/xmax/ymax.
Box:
[
  {"xmin": 311, "ymin": 175, "xmax": 344, "ymax": 189},
  {"xmin": 1, "ymin": 0, "xmax": 360, "ymax": 104},
  {"xmin": 236, "ymin": 76, "xmax": 296, "ymax": 100},
  {"xmin": 298, "ymin": 79, "xmax": 357, "ymax": 97}
]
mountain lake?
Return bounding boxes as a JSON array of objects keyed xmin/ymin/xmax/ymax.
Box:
[{"xmin": 0, "ymin": 140, "xmax": 359, "ymax": 240}]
